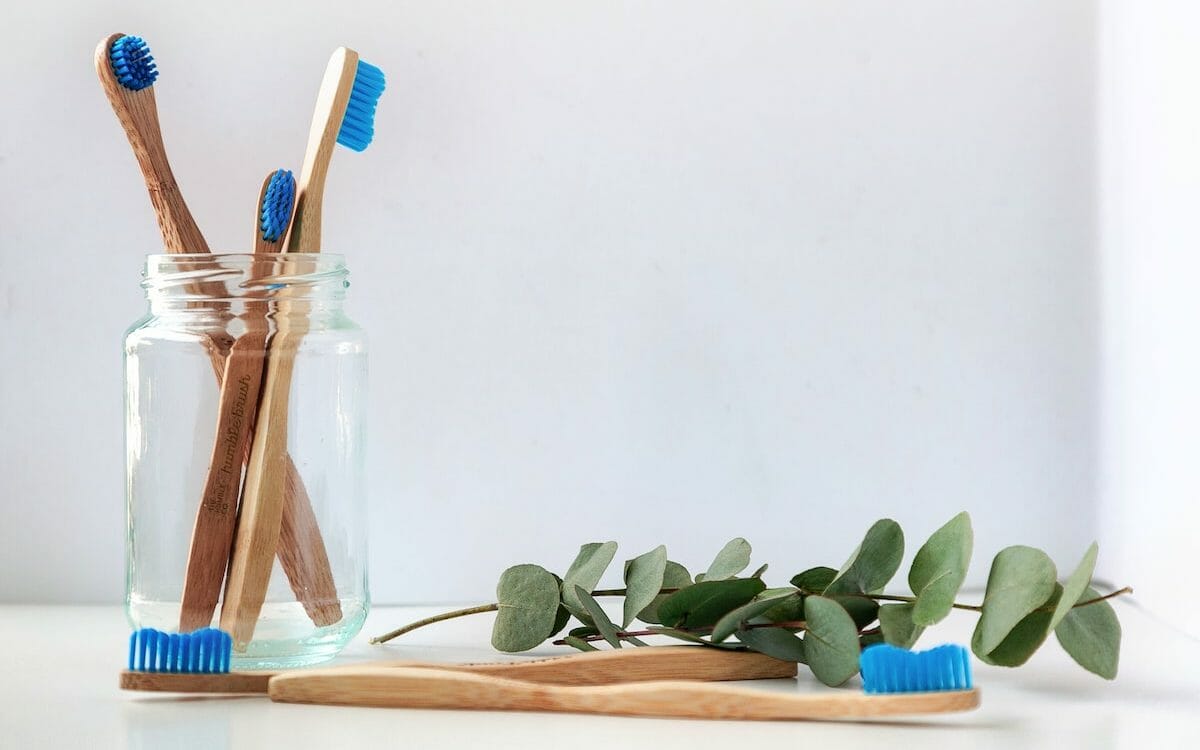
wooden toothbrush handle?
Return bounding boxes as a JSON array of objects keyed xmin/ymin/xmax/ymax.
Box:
[
  {"xmin": 190, "ymin": 330, "xmax": 342, "ymax": 631},
  {"xmin": 268, "ymin": 667, "xmax": 981, "ymax": 719},
  {"xmin": 437, "ymin": 646, "xmax": 796, "ymax": 685},
  {"xmin": 221, "ymin": 293, "xmax": 308, "ymax": 648},
  {"xmin": 179, "ymin": 322, "xmax": 268, "ymax": 632}
]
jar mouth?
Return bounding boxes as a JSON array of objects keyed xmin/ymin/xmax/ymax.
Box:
[{"xmin": 143, "ymin": 253, "xmax": 349, "ymax": 302}]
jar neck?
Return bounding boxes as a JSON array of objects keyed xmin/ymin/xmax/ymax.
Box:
[{"xmin": 142, "ymin": 253, "xmax": 349, "ymax": 315}]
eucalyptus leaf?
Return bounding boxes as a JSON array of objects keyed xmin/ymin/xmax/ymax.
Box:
[
  {"xmin": 973, "ymin": 545, "xmax": 1057, "ymax": 655},
  {"xmin": 751, "ymin": 564, "xmax": 769, "ymax": 579},
  {"xmin": 547, "ymin": 573, "xmax": 571, "ymax": 638},
  {"xmin": 622, "ymin": 545, "xmax": 668, "ymax": 628},
  {"xmin": 657, "ymin": 578, "xmax": 766, "ymax": 629},
  {"xmin": 575, "ymin": 586, "xmax": 623, "ymax": 648},
  {"xmin": 826, "ymin": 519, "xmax": 904, "ymax": 596},
  {"xmin": 802, "ymin": 596, "xmax": 862, "ymax": 686},
  {"xmin": 974, "ymin": 585, "xmax": 1062, "ymax": 667},
  {"xmin": 568, "ymin": 626, "xmax": 599, "ymax": 638},
  {"xmin": 737, "ymin": 627, "xmax": 807, "ymax": 663},
  {"xmin": 908, "ymin": 512, "xmax": 973, "ymax": 626},
  {"xmin": 561, "ymin": 541, "xmax": 618, "ymax": 621},
  {"xmin": 637, "ymin": 561, "xmax": 695, "ymax": 624},
  {"xmin": 711, "ymin": 591, "xmax": 799, "ymax": 642},
  {"xmin": 830, "ymin": 595, "xmax": 880, "ymax": 629},
  {"xmin": 1049, "ymin": 543, "xmax": 1099, "ymax": 632},
  {"xmin": 491, "ymin": 564, "xmax": 563, "ymax": 653},
  {"xmin": 1055, "ymin": 587, "xmax": 1120, "ymax": 679},
  {"xmin": 563, "ymin": 635, "xmax": 599, "ymax": 652},
  {"xmin": 705, "ymin": 538, "xmax": 753, "ymax": 580},
  {"xmin": 761, "ymin": 587, "xmax": 807, "ymax": 623},
  {"xmin": 790, "ymin": 567, "xmax": 837, "ymax": 594},
  {"xmin": 878, "ymin": 603, "xmax": 925, "ymax": 649}
]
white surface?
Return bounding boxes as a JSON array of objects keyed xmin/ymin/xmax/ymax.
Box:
[
  {"xmin": 3, "ymin": 602, "xmax": 1197, "ymax": 749},
  {"xmin": 0, "ymin": 1, "xmax": 1103, "ymax": 604},
  {"xmin": 1097, "ymin": 1, "xmax": 1200, "ymax": 628}
]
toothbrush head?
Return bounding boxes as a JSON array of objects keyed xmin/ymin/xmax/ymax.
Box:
[
  {"xmin": 336, "ymin": 59, "xmax": 386, "ymax": 152},
  {"xmin": 109, "ymin": 35, "xmax": 158, "ymax": 91},
  {"xmin": 128, "ymin": 627, "xmax": 232, "ymax": 674},
  {"xmin": 859, "ymin": 643, "xmax": 973, "ymax": 694},
  {"xmin": 260, "ymin": 169, "xmax": 296, "ymax": 243}
]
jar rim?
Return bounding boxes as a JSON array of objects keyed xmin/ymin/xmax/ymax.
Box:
[{"xmin": 142, "ymin": 253, "xmax": 349, "ymax": 303}]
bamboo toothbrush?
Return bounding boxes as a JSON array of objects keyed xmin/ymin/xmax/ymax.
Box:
[
  {"xmin": 269, "ymin": 643, "xmax": 978, "ymax": 720},
  {"xmin": 97, "ymin": 35, "xmax": 343, "ymax": 632},
  {"xmin": 177, "ymin": 171, "xmax": 292, "ymax": 631},
  {"xmin": 121, "ymin": 629, "xmax": 797, "ymax": 694},
  {"xmin": 220, "ymin": 48, "xmax": 385, "ymax": 649},
  {"xmin": 95, "ymin": 33, "xmax": 209, "ymax": 256}
]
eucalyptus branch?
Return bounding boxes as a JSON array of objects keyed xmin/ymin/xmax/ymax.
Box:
[
  {"xmin": 551, "ymin": 619, "xmax": 809, "ymax": 646},
  {"xmin": 370, "ymin": 603, "xmax": 498, "ymax": 645},
  {"xmin": 372, "ymin": 513, "xmax": 1128, "ymax": 683}
]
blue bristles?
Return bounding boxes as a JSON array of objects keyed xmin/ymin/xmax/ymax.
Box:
[
  {"xmin": 859, "ymin": 643, "xmax": 973, "ymax": 694},
  {"xmin": 260, "ymin": 169, "xmax": 296, "ymax": 242},
  {"xmin": 109, "ymin": 35, "xmax": 158, "ymax": 91},
  {"xmin": 128, "ymin": 628, "xmax": 232, "ymax": 674},
  {"xmin": 336, "ymin": 59, "xmax": 386, "ymax": 152}
]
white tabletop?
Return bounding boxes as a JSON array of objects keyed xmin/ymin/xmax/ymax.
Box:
[{"xmin": 4, "ymin": 601, "xmax": 1197, "ymax": 748}]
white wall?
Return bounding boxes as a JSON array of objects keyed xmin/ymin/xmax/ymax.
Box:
[
  {"xmin": 0, "ymin": 1, "xmax": 1101, "ymax": 605},
  {"xmin": 1098, "ymin": 1, "xmax": 1200, "ymax": 630}
]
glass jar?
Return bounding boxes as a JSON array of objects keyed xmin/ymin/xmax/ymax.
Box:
[{"xmin": 124, "ymin": 253, "xmax": 369, "ymax": 668}]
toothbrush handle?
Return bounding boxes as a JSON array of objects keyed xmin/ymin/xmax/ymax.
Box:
[{"xmin": 268, "ymin": 667, "xmax": 981, "ymax": 720}]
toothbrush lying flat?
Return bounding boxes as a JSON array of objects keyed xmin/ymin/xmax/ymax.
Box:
[
  {"xmin": 269, "ymin": 644, "xmax": 978, "ymax": 720},
  {"xmin": 97, "ymin": 34, "xmax": 343, "ymax": 632},
  {"xmin": 221, "ymin": 47, "xmax": 385, "ymax": 649},
  {"xmin": 121, "ymin": 630, "xmax": 797, "ymax": 694}
]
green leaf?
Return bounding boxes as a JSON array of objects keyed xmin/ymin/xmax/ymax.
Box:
[
  {"xmin": 790, "ymin": 567, "xmax": 837, "ymax": 594},
  {"xmin": 908, "ymin": 512, "xmax": 973, "ymax": 626},
  {"xmin": 802, "ymin": 596, "xmax": 862, "ymax": 686},
  {"xmin": 574, "ymin": 586, "xmax": 623, "ymax": 648},
  {"xmin": 561, "ymin": 541, "xmax": 618, "ymax": 621},
  {"xmin": 657, "ymin": 578, "xmax": 767, "ymax": 629},
  {"xmin": 760, "ymin": 587, "xmax": 806, "ymax": 623},
  {"xmin": 637, "ymin": 561, "xmax": 694, "ymax": 624},
  {"xmin": 622, "ymin": 545, "xmax": 668, "ymax": 628},
  {"xmin": 830, "ymin": 595, "xmax": 879, "ymax": 629},
  {"xmin": 1049, "ymin": 543, "xmax": 1099, "ymax": 632},
  {"xmin": 826, "ymin": 519, "xmax": 904, "ymax": 596},
  {"xmin": 972, "ymin": 545, "xmax": 1058, "ymax": 655},
  {"xmin": 705, "ymin": 538, "xmax": 753, "ymax": 580},
  {"xmin": 878, "ymin": 603, "xmax": 925, "ymax": 649},
  {"xmin": 563, "ymin": 635, "xmax": 598, "ymax": 652},
  {"xmin": 568, "ymin": 626, "xmax": 599, "ymax": 638},
  {"xmin": 711, "ymin": 591, "xmax": 799, "ymax": 642},
  {"xmin": 974, "ymin": 585, "xmax": 1062, "ymax": 667},
  {"xmin": 750, "ymin": 564, "xmax": 769, "ymax": 579},
  {"xmin": 491, "ymin": 564, "xmax": 562, "ymax": 652},
  {"xmin": 737, "ymin": 627, "xmax": 807, "ymax": 663},
  {"xmin": 859, "ymin": 632, "xmax": 885, "ymax": 649},
  {"xmin": 547, "ymin": 573, "xmax": 571, "ymax": 638},
  {"xmin": 1055, "ymin": 586, "xmax": 1120, "ymax": 679}
]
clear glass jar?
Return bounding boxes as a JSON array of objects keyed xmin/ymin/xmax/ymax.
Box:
[{"xmin": 124, "ymin": 253, "xmax": 369, "ymax": 668}]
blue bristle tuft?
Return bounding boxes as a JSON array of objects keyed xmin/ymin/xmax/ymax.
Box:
[
  {"xmin": 336, "ymin": 59, "xmax": 386, "ymax": 152},
  {"xmin": 859, "ymin": 643, "xmax": 973, "ymax": 694},
  {"xmin": 260, "ymin": 169, "xmax": 296, "ymax": 242},
  {"xmin": 109, "ymin": 35, "xmax": 158, "ymax": 91},
  {"xmin": 127, "ymin": 628, "xmax": 233, "ymax": 674}
]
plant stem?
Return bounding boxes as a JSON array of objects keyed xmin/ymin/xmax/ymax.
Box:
[
  {"xmin": 370, "ymin": 603, "xmax": 499, "ymax": 645},
  {"xmin": 553, "ymin": 619, "xmax": 809, "ymax": 646}
]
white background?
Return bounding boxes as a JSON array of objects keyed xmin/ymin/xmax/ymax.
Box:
[{"xmin": 0, "ymin": 2, "xmax": 1186, "ymax": 625}]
